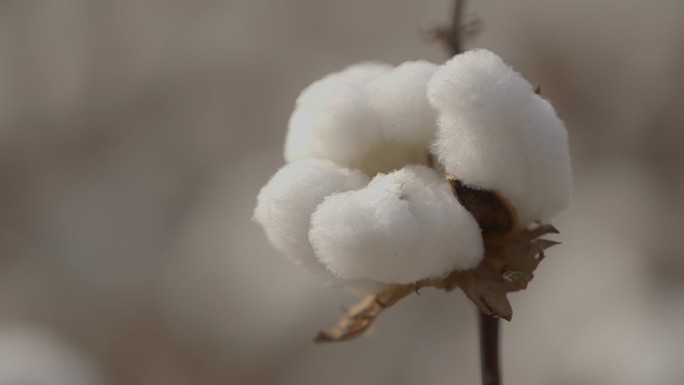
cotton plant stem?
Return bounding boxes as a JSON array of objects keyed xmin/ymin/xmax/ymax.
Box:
[
  {"xmin": 445, "ymin": 2, "xmax": 504, "ymax": 383},
  {"xmin": 479, "ymin": 311, "xmax": 501, "ymax": 385},
  {"xmin": 447, "ymin": 0, "xmax": 466, "ymax": 55}
]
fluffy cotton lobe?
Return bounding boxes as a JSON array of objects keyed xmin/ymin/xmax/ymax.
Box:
[
  {"xmin": 309, "ymin": 166, "xmax": 484, "ymax": 284},
  {"xmin": 285, "ymin": 61, "xmax": 439, "ymax": 175},
  {"xmin": 366, "ymin": 60, "xmax": 439, "ymax": 148},
  {"xmin": 254, "ymin": 159, "xmax": 369, "ymax": 279},
  {"xmin": 428, "ymin": 49, "xmax": 572, "ymax": 226}
]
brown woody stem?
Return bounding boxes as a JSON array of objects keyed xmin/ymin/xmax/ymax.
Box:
[
  {"xmin": 447, "ymin": 0, "xmax": 466, "ymax": 55},
  {"xmin": 479, "ymin": 311, "xmax": 501, "ymax": 385}
]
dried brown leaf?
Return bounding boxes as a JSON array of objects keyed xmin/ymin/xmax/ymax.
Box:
[
  {"xmin": 454, "ymin": 226, "xmax": 560, "ymax": 320},
  {"xmin": 314, "ymin": 285, "xmax": 416, "ymax": 343}
]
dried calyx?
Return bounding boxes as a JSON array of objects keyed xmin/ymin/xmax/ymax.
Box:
[{"xmin": 315, "ymin": 177, "xmax": 560, "ymax": 343}]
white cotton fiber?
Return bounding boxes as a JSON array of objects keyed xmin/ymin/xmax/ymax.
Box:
[
  {"xmin": 309, "ymin": 165, "xmax": 483, "ymax": 284},
  {"xmin": 284, "ymin": 63, "xmax": 389, "ymax": 170},
  {"xmin": 284, "ymin": 62, "xmax": 436, "ymax": 175},
  {"xmin": 367, "ymin": 60, "xmax": 439, "ymax": 147},
  {"xmin": 254, "ymin": 159, "xmax": 369, "ymax": 280},
  {"xmin": 428, "ymin": 49, "xmax": 572, "ymax": 226}
]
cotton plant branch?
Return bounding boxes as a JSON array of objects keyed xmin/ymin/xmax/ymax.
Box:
[
  {"xmin": 445, "ymin": 0, "xmax": 466, "ymax": 55},
  {"xmin": 439, "ymin": 6, "xmax": 505, "ymax": 384},
  {"xmin": 479, "ymin": 310, "xmax": 501, "ymax": 385},
  {"xmin": 427, "ymin": 0, "xmax": 483, "ymax": 57}
]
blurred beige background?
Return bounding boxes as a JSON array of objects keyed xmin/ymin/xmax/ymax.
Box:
[{"xmin": 1, "ymin": 0, "xmax": 683, "ymax": 384}]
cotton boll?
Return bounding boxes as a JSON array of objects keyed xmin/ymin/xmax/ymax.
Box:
[
  {"xmin": 284, "ymin": 63, "xmax": 389, "ymax": 170},
  {"xmin": 310, "ymin": 165, "xmax": 483, "ymax": 284},
  {"xmin": 254, "ymin": 159, "xmax": 369, "ymax": 280},
  {"xmin": 428, "ymin": 49, "xmax": 572, "ymax": 225},
  {"xmin": 367, "ymin": 60, "xmax": 439, "ymax": 147}
]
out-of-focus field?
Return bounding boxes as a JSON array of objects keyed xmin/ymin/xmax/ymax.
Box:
[{"xmin": 0, "ymin": 1, "xmax": 683, "ymax": 384}]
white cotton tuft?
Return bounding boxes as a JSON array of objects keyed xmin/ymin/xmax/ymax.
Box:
[
  {"xmin": 284, "ymin": 62, "xmax": 433, "ymax": 175},
  {"xmin": 309, "ymin": 165, "xmax": 483, "ymax": 284},
  {"xmin": 367, "ymin": 60, "xmax": 439, "ymax": 147},
  {"xmin": 428, "ymin": 49, "xmax": 572, "ymax": 226},
  {"xmin": 284, "ymin": 63, "xmax": 389, "ymax": 169},
  {"xmin": 254, "ymin": 159, "xmax": 369, "ymax": 279}
]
